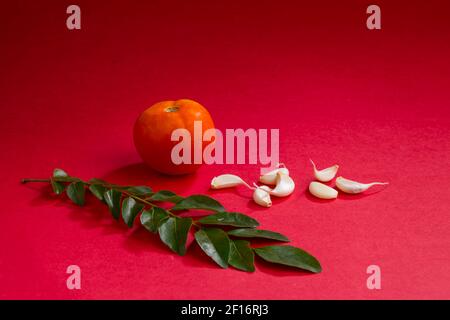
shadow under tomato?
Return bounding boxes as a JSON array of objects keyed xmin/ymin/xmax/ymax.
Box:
[{"xmin": 99, "ymin": 162, "xmax": 198, "ymax": 195}]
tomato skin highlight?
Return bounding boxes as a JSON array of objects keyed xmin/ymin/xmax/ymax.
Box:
[{"xmin": 133, "ymin": 99, "xmax": 215, "ymax": 175}]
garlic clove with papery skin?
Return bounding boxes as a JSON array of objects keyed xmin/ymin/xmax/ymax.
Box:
[
  {"xmin": 335, "ymin": 176, "xmax": 389, "ymax": 194},
  {"xmin": 308, "ymin": 181, "xmax": 338, "ymax": 200},
  {"xmin": 211, "ymin": 174, "xmax": 253, "ymax": 190},
  {"xmin": 310, "ymin": 159, "xmax": 339, "ymax": 182},
  {"xmin": 259, "ymin": 164, "xmax": 290, "ymax": 185},
  {"xmin": 265, "ymin": 172, "xmax": 295, "ymax": 197},
  {"xmin": 253, "ymin": 185, "xmax": 272, "ymax": 207}
]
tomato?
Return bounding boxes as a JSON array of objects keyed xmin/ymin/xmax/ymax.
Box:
[{"xmin": 133, "ymin": 99, "xmax": 215, "ymax": 175}]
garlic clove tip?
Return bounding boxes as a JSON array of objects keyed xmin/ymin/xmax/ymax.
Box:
[
  {"xmin": 310, "ymin": 159, "xmax": 339, "ymax": 182},
  {"xmin": 335, "ymin": 176, "xmax": 389, "ymax": 194}
]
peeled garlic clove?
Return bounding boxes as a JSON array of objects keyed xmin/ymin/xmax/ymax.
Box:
[
  {"xmin": 335, "ymin": 176, "xmax": 389, "ymax": 194},
  {"xmin": 268, "ymin": 172, "xmax": 295, "ymax": 197},
  {"xmin": 211, "ymin": 174, "xmax": 252, "ymax": 190},
  {"xmin": 259, "ymin": 164, "xmax": 290, "ymax": 185},
  {"xmin": 253, "ymin": 185, "xmax": 272, "ymax": 207},
  {"xmin": 309, "ymin": 181, "xmax": 338, "ymax": 199},
  {"xmin": 310, "ymin": 159, "xmax": 339, "ymax": 182}
]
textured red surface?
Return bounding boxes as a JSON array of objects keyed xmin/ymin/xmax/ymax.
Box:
[{"xmin": 1, "ymin": 0, "xmax": 450, "ymax": 299}]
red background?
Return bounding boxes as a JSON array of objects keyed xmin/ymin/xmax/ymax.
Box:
[{"xmin": 1, "ymin": 0, "xmax": 450, "ymax": 299}]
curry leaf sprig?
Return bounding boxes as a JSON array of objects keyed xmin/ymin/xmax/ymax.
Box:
[{"xmin": 22, "ymin": 169, "xmax": 322, "ymax": 273}]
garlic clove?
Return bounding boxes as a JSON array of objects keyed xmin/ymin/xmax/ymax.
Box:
[
  {"xmin": 310, "ymin": 159, "xmax": 339, "ymax": 182},
  {"xmin": 266, "ymin": 172, "xmax": 295, "ymax": 197},
  {"xmin": 309, "ymin": 181, "xmax": 338, "ymax": 200},
  {"xmin": 253, "ymin": 185, "xmax": 272, "ymax": 207},
  {"xmin": 259, "ymin": 164, "xmax": 290, "ymax": 185},
  {"xmin": 211, "ymin": 174, "xmax": 253, "ymax": 190},
  {"xmin": 335, "ymin": 176, "xmax": 389, "ymax": 194}
]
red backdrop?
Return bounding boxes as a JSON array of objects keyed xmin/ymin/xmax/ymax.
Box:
[{"xmin": 1, "ymin": 0, "xmax": 449, "ymax": 299}]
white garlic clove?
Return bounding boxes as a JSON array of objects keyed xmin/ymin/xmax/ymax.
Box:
[
  {"xmin": 253, "ymin": 185, "xmax": 272, "ymax": 207},
  {"xmin": 310, "ymin": 159, "xmax": 339, "ymax": 182},
  {"xmin": 259, "ymin": 164, "xmax": 290, "ymax": 185},
  {"xmin": 211, "ymin": 174, "xmax": 253, "ymax": 190},
  {"xmin": 335, "ymin": 176, "xmax": 389, "ymax": 194},
  {"xmin": 266, "ymin": 172, "xmax": 295, "ymax": 197},
  {"xmin": 309, "ymin": 181, "xmax": 338, "ymax": 200}
]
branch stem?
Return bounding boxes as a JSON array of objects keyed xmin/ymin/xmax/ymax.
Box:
[
  {"xmin": 21, "ymin": 178, "xmax": 51, "ymax": 184},
  {"xmin": 21, "ymin": 177, "xmax": 201, "ymax": 228}
]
